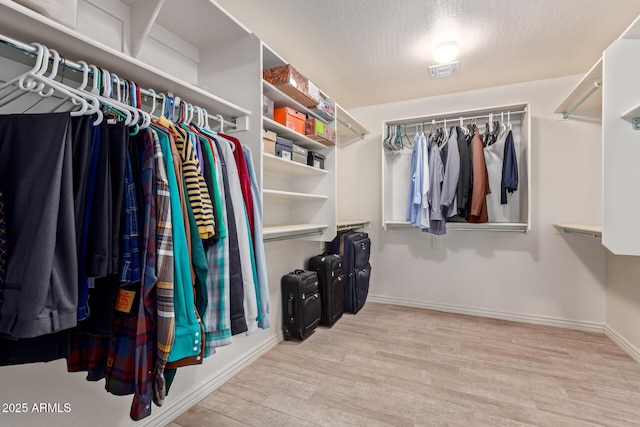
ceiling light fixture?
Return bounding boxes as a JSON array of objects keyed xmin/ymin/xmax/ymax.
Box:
[{"xmin": 433, "ymin": 41, "xmax": 459, "ymax": 64}]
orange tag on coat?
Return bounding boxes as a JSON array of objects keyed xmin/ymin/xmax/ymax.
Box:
[{"xmin": 115, "ymin": 289, "xmax": 136, "ymax": 313}]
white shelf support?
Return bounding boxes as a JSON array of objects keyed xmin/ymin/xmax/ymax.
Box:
[{"xmin": 130, "ymin": 0, "xmax": 165, "ymax": 58}]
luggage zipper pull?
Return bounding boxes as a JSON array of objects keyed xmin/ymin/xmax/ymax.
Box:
[{"xmin": 302, "ymin": 293, "xmax": 306, "ymax": 300}]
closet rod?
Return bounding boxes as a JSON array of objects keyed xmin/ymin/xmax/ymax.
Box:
[
  {"xmin": 337, "ymin": 118, "xmax": 366, "ymax": 139},
  {"xmin": 391, "ymin": 109, "xmax": 527, "ymax": 129},
  {"xmin": 0, "ymin": 33, "xmax": 236, "ymax": 130},
  {"xmin": 263, "ymin": 230, "xmax": 324, "ymax": 243},
  {"xmin": 562, "ymin": 81, "xmax": 601, "ymax": 119}
]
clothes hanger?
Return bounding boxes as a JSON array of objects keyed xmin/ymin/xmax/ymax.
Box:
[
  {"xmin": 507, "ymin": 111, "xmax": 512, "ymax": 132},
  {"xmin": 401, "ymin": 125, "xmax": 412, "ymax": 149},
  {"xmin": 0, "ymin": 43, "xmax": 99, "ymax": 118}
]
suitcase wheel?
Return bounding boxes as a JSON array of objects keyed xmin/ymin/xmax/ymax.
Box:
[{"xmin": 282, "ymin": 327, "xmax": 291, "ymax": 341}]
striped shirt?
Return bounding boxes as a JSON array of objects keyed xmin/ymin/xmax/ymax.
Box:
[{"xmin": 158, "ymin": 117, "xmax": 215, "ymax": 239}]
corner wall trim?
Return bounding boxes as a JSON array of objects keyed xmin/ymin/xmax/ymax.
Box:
[
  {"xmin": 142, "ymin": 333, "xmax": 283, "ymax": 427},
  {"xmin": 367, "ymin": 294, "xmax": 605, "ymax": 333},
  {"xmin": 605, "ymin": 325, "xmax": 640, "ymax": 364}
]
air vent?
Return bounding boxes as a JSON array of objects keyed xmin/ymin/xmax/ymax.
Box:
[{"xmin": 429, "ymin": 61, "xmax": 460, "ymax": 78}]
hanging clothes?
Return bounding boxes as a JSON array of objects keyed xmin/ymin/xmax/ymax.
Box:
[
  {"xmin": 440, "ymin": 127, "xmax": 460, "ymax": 219},
  {"xmin": 426, "ymin": 133, "xmax": 445, "ymax": 235},
  {"xmin": 455, "ymin": 126, "xmax": 472, "ymax": 219},
  {"xmin": 0, "ymin": 112, "xmax": 78, "ymax": 339},
  {"xmin": 484, "ymin": 128, "xmax": 510, "ymax": 222},
  {"xmin": 243, "ymin": 145, "xmax": 270, "ymax": 329},
  {"xmin": 214, "ymin": 136, "xmax": 259, "ymax": 336},
  {"xmin": 468, "ymin": 128, "xmax": 490, "ymax": 223},
  {"xmin": 501, "ymin": 130, "xmax": 519, "ymax": 204},
  {"xmin": 406, "ymin": 132, "xmax": 425, "ymax": 227}
]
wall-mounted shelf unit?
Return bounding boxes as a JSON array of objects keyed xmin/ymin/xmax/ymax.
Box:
[
  {"xmin": 554, "ymin": 224, "xmax": 602, "ymax": 239},
  {"xmin": 382, "ymin": 103, "xmax": 531, "ymax": 234}
]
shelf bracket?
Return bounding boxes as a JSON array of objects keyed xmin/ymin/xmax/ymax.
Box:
[{"xmin": 631, "ymin": 117, "xmax": 640, "ymax": 130}]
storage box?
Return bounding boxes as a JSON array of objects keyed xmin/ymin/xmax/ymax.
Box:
[
  {"xmin": 292, "ymin": 144, "xmax": 309, "ymax": 165},
  {"xmin": 311, "ymin": 93, "xmax": 336, "ymax": 121},
  {"xmin": 262, "ymin": 129, "xmax": 277, "ymax": 155},
  {"xmin": 274, "ymin": 107, "xmax": 306, "ymax": 135},
  {"xmin": 275, "ymin": 136, "xmax": 293, "ymax": 160},
  {"xmin": 307, "ymin": 80, "xmax": 321, "ymax": 105},
  {"xmin": 307, "ymin": 151, "xmax": 325, "ymax": 169},
  {"xmin": 263, "ymin": 95, "xmax": 274, "ymax": 120},
  {"xmin": 305, "ymin": 118, "xmax": 336, "ymax": 146},
  {"xmin": 263, "ymin": 65, "xmax": 317, "ymax": 107}
]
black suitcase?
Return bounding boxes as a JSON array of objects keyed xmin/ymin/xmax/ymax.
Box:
[
  {"xmin": 330, "ymin": 231, "xmax": 371, "ymax": 314},
  {"xmin": 281, "ymin": 269, "xmax": 321, "ymax": 341},
  {"xmin": 308, "ymin": 254, "xmax": 344, "ymax": 326}
]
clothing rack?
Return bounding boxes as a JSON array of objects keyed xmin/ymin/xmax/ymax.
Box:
[
  {"xmin": 392, "ymin": 109, "xmax": 527, "ymax": 131},
  {"xmin": 0, "ymin": 33, "xmax": 237, "ymax": 130}
]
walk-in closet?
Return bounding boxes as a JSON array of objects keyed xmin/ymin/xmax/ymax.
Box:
[{"xmin": 1, "ymin": 1, "xmax": 640, "ymax": 426}]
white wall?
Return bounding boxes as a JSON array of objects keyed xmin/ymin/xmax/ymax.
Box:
[{"xmin": 341, "ymin": 75, "xmax": 607, "ymax": 328}]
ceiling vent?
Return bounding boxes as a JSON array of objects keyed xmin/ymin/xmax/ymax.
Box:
[{"xmin": 429, "ymin": 61, "xmax": 460, "ymax": 78}]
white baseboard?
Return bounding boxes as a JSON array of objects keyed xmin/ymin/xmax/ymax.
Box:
[
  {"xmin": 143, "ymin": 332, "xmax": 283, "ymax": 427},
  {"xmin": 605, "ymin": 325, "xmax": 640, "ymax": 364},
  {"xmin": 368, "ymin": 294, "xmax": 605, "ymax": 333}
]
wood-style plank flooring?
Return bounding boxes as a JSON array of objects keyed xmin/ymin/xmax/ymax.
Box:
[{"xmin": 170, "ymin": 303, "xmax": 640, "ymax": 426}]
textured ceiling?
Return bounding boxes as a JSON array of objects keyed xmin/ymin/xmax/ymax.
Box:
[{"xmin": 217, "ymin": 0, "xmax": 640, "ymax": 108}]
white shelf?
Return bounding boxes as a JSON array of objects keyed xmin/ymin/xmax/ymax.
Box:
[
  {"xmin": 554, "ymin": 223, "xmax": 602, "ymax": 239},
  {"xmin": 263, "ymin": 189, "xmax": 328, "ymax": 201},
  {"xmin": 262, "ymin": 117, "xmax": 328, "ymax": 151},
  {"xmin": 555, "ymin": 58, "xmax": 603, "ymax": 117},
  {"xmin": 621, "ymin": 103, "xmax": 640, "ymax": 128},
  {"xmin": 384, "ymin": 221, "xmax": 529, "ymax": 233},
  {"xmin": 263, "ymin": 224, "xmax": 329, "ymax": 236},
  {"xmin": 262, "ymin": 80, "xmax": 329, "ymax": 124},
  {"xmin": 0, "ymin": 0, "xmax": 250, "ymax": 120},
  {"xmin": 154, "ymin": 0, "xmax": 250, "ymax": 49},
  {"xmin": 262, "ymin": 153, "xmax": 327, "ymax": 176},
  {"xmin": 336, "ymin": 104, "xmax": 369, "ymax": 144}
]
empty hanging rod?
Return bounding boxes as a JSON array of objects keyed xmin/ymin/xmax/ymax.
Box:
[
  {"xmin": 0, "ymin": 33, "xmax": 236, "ymax": 129},
  {"xmin": 562, "ymin": 81, "xmax": 601, "ymax": 119},
  {"xmin": 337, "ymin": 117, "xmax": 366, "ymax": 139},
  {"xmin": 389, "ymin": 109, "xmax": 527, "ymax": 129}
]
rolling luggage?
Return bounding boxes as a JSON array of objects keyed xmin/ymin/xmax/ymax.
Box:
[
  {"xmin": 308, "ymin": 254, "xmax": 344, "ymax": 326},
  {"xmin": 329, "ymin": 231, "xmax": 371, "ymax": 314},
  {"xmin": 281, "ymin": 270, "xmax": 321, "ymax": 340}
]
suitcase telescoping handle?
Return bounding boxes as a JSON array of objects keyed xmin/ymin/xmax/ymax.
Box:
[{"xmin": 288, "ymin": 294, "xmax": 294, "ymax": 323}]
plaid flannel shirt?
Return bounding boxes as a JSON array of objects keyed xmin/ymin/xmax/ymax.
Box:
[
  {"xmin": 104, "ymin": 130, "xmax": 157, "ymax": 421},
  {"xmin": 151, "ymin": 130, "xmax": 175, "ymax": 406}
]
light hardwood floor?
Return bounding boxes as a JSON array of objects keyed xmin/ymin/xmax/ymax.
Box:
[{"xmin": 170, "ymin": 303, "xmax": 640, "ymax": 427}]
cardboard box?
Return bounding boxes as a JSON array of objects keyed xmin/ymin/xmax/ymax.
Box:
[
  {"xmin": 274, "ymin": 107, "xmax": 306, "ymax": 134},
  {"xmin": 307, "ymin": 151, "xmax": 325, "ymax": 169},
  {"xmin": 263, "ymin": 64, "xmax": 318, "ymax": 107},
  {"xmin": 307, "ymin": 80, "xmax": 321, "ymax": 105},
  {"xmin": 292, "ymin": 144, "xmax": 309, "ymax": 165},
  {"xmin": 305, "ymin": 118, "xmax": 336, "ymax": 146},
  {"xmin": 311, "ymin": 93, "xmax": 335, "ymax": 121},
  {"xmin": 275, "ymin": 136, "xmax": 293, "ymax": 160},
  {"xmin": 262, "ymin": 129, "xmax": 277, "ymax": 155},
  {"xmin": 263, "ymin": 95, "xmax": 274, "ymax": 119}
]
